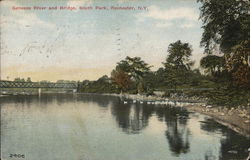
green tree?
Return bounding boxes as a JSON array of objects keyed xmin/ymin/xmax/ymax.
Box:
[
  {"xmin": 198, "ymin": 0, "xmax": 249, "ymax": 53},
  {"xmin": 112, "ymin": 56, "xmax": 151, "ymax": 93},
  {"xmin": 164, "ymin": 40, "xmax": 194, "ymax": 70},
  {"xmin": 14, "ymin": 77, "xmax": 21, "ymax": 82},
  {"xmin": 200, "ymin": 55, "xmax": 225, "ymax": 77},
  {"xmin": 198, "ymin": 0, "xmax": 250, "ymax": 88},
  {"xmin": 163, "ymin": 40, "xmax": 194, "ymax": 89},
  {"xmin": 80, "ymin": 76, "xmax": 117, "ymax": 94},
  {"xmin": 116, "ymin": 56, "xmax": 151, "ymax": 81},
  {"xmin": 40, "ymin": 80, "xmax": 51, "ymax": 83},
  {"xmin": 26, "ymin": 77, "xmax": 32, "ymax": 82},
  {"xmin": 14, "ymin": 77, "xmax": 25, "ymax": 82}
]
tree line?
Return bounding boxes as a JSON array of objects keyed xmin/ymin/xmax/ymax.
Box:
[{"xmin": 80, "ymin": 0, "xmax": 250, "ymax": 107}]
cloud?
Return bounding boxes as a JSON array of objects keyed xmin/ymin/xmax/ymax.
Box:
[
  {"xmin": 138, "ymin": 5, "xmax": 199, "ymax": 28},
  {"xmin": 143, "ymin": 6, "xmax": 198, "ymax": 21},
  {"xmin": 155, "ymin": 22, "xmax": 173, "ymax": 28},
  {"xmin": 180, "ymin": 22, "xmax": 195, "ymax": 28}
]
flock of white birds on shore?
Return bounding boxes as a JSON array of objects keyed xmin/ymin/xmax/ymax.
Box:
[{"xmin": 122, "ymin": 99, "xmax": 203, "ymax": 107}]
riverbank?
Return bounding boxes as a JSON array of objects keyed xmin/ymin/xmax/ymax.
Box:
[
  {"xmin": 186, "ymin": 104, "xmax": 250, "ymax": 138},
  {"xmin": 106, "ymin": 93, "xmax": 250, "ymax": 138}
]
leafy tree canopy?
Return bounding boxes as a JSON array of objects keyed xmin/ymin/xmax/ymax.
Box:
[
  {"xmin": 200, "ymin": 55, "xmax": 225, "ymax": 76},
  {"xmin": 198, "ymin": 0, "xmax": 249, "ymax": 53},
  {"xmin": 164, "ymin": 40, "xmax": 194, "ymax": 71},
  {"xmin": 163, "ymin": 40, "xmax": 196, "ymax": 89},
  {"xmin": 111, "ymin": 68, "xmax": 132, "ymax": 92},
  {"xmin": 116, "ymin": 56, "xmax": 152, "ymax": 81}
]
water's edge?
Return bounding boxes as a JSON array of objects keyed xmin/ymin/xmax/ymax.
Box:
[{"xmin": 102, "ymin": 93, "xmax": 250, "ymax": 138}]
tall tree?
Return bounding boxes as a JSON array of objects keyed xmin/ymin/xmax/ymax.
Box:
[
  {"xmin": 163, "ymin": 40, "xmax": 194, "ymax": 89},
  {"xmin": 198, "ymin": 0, "xmax": 250, "ymax": 88},
  {"xmin": 164, "ymin": 40, "xmax": 194, "ymax": 71},
  {"xmin": 112, "ymin": 56, "xmax": 151, "ymax": 93},
  {"xmin": 116, "ymin": 56, "xmax": 151, "ymax": 81},
  {"xmin": 198, "ymin": 0, "xmax": 249, "ymax": 53}
]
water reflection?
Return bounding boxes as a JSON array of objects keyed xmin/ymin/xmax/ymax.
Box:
[
  {"xmin": 201, "ymin": 118, "xmax": 250, "ymax": 160},
  {"xmin": 111, "ymin": 101, "xmax": 154, "ymax": 134},
  {"xmin": 163, "ymin": 107, "xmax": 190, "ymax": 155},
  {"xmin": 110, "ymin": 98, "xmax": 191, "ymax": 155},
  {"xmin": 1, "ymin": 94, "xmax": 249, "ymax": 160}
]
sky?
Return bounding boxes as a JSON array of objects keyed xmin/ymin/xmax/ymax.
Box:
[{"xmin": 0, "ymin": 0, "xmax": 205, "ymax": 82}]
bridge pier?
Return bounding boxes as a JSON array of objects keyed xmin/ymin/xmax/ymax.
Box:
[{"xmin": 38, "ymin": 88, "xmax": 41, "ymax": 96}]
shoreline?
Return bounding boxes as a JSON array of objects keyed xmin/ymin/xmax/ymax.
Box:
[
  {"xmin": 185, "ymin": 105, "xmax": 250, "ymax": 138},
  {"xmin": 105, "ymin": 93, "xmax": 250, "ymax": 138}
]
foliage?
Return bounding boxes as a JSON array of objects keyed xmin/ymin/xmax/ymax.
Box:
[
  {"xmin": 13, "ymin": 77, "xmax": 32, "ymax": 82},
  {"xmin": 226, "ymin": 41, "xmax": 250, "ymax": 89},
  {"xmin": 198, "ymin": 0, "xmax": 250, "ymax": 88},
  {"xmin": 14, "ymin": 77, "xmax": 26, "ymax": 82},
  {"xmin": 116, "ymin": 56, "xmax": 151, "ymax": 81},
  {"xmin": 163, "ymin": 40, "xmax": 196, "ymax": 90},
  {"xmin": 164, "ymin": 40, "xmax": 194, "ymax": 70},
  {"xmin": 200, "ymin": 55, "xmax": 225, "ymax": 76},
  {"xmin": 78, "ymin": 38, "xmax": 249, "ymax": 107},
  {"xmin": 198, "ymin": 0, "xmax": 249, "ymax": 53},
  {"xmin": 80, "ymin": 75, "xmax": 118, "ymax": 93},
  {"xmin": 26, "ymin": 77, "xmax": 32, "ymax": 82},
  {"xmin": 111, "ymin": 69, "xmax": 132, "ymax": 92},
  {"xmin": 111, "ymin": 56, "xmax": 152, "ymax": 93},
  {"xmin": 40, "ymin": 80, "xmax": 51, "ymax": 83},
  {"xmin": 56, "ymin": 80, "xmax": 77, "ymax": 83},
  {"xmin": 207, "ymin": 87, "xmax": 250, "ymax": 107}
]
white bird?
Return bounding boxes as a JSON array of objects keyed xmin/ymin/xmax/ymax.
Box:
[
  {"xmin": 123, "ymin": 101, "xmax": 128, "ymax": 104},
  {"xmin": 206, "ymin": 105, "xmax": 212, "ymax": 108},
  {"xmin": 133, "ymin": 100, "xmax": 136, "ymax": 103},
  {"xmin": 169, "ymin": 101, "xmax": 175, "ymax": 105},
  {"xmin": 140, "ymin": 101, "xmax": 143, "ymax": 104}
]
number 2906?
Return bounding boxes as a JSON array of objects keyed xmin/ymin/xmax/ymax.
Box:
[{"xmin": 9, "ymin": 154, "xmax": 25, "ymax": 158}]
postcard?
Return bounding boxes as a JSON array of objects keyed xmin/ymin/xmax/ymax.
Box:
[{"xmin": 1, "ymin": 0, "xmax": 249, "ymax": 160}]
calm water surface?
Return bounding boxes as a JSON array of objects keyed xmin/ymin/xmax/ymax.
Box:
[{"xmin": 1, "ymin": 94, "xmax": 249, "ymax": 160}]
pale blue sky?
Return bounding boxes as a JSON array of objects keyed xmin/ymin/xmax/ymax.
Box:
[{"xmin": 1, "ymin": 0, "xmax": 204, "ymax": 81}]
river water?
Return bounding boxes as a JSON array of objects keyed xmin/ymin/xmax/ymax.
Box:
[{"xmin": 1, "ymin": 94, "xmax": 249, "ymax": 160}]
